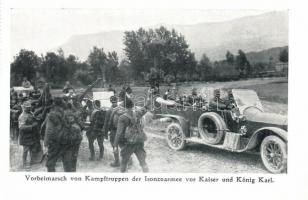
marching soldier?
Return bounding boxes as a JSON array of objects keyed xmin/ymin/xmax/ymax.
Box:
[
  {"xmin": 62, "ymin": 111, "xmax": 83, "ymax": 172},
  {"xmin": 114, "ymin": 98, "xmax": 150, "ymax": 173},
  {"xmin": 44, "ymin": 97, "xmax": 82, "ymax": 172},
  {"xmin": 44, "ymin": 97, "xmax": 65, "ymax": 172},
  {"xmin": 103, "ymin": 96, "xmax": 123, "ymax": 167},
  {"xmin": 86, "ymin": 100, "xmax": 106, "ymax": 161}
]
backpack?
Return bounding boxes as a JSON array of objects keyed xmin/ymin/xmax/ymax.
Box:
[
  {"xmin": 124, "ymin": 111, "xmax": 147, "ymax": 144},
  {"xmin": 93, "ymin": 110, "xmax": 106, "ymax": 130},
  {"xmin": 61, "ymin": 124, "xmax": 82, "ymax": 145}
]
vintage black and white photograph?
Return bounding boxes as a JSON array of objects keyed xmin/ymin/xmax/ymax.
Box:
[{"xmin": 9, "ymin": 9, "xmax": 288, "ymax": 173}]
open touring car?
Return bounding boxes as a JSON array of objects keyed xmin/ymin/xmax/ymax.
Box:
[{"xmin": 154, "ymin": 89, "xmax": 287, "ymax": 173}]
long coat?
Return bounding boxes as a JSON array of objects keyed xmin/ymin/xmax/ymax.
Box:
[{"xmin": 18, "ymin": 112, "xmax": 39, "ymax": 146}]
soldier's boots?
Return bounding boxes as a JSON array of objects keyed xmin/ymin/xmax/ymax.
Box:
[
  {"xmin": 47, "ymin": 167, "xmax": 56, "ymax": 172},
  {"xmin": 89, "ymin": 153, "xmax": 95, "ymax": 161},
  {"xmin": 22, "ymin": 150, "xmax": 28, "ymax": 168},
  {"xmin": 89, "ymin": 145, "xmax": 95, "ymax": 161},
  {"xmin": 97, "ymin": 148, "xmax": 104, "ymax": 161},
  {"xmin": 89, "ymin": 153, "xmax": 104, "ymax": 161},
  {"xmin": 22, "ymin": 161, "xmax": 27, "ymax": 169},
  {"xmin": 97, "ymin": 154, "xmax": 103, "ymax": 161},
  {"xmin": 110, "ymin": 161, "xmax": 120, "ymax": 167},
  {"xmin": 110, "ymin": 152, "xmax": 120, "ymax": 167},
  {"xmin": 128, "ymin": 157, "xmax": 133, "ymax": 166},
  {"xmin": 141, "ymin": 164, "xmax": 149, "ymax": 173}
]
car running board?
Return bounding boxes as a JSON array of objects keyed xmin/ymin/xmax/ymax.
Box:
[{"xmin": 185, "ymin": 136, "xmax": 248, "ymax": 153}]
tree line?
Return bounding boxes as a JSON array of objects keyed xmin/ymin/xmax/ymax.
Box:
[{"xmin": 11, "ymin": 26, "xmax": 288, "ymax": 88}]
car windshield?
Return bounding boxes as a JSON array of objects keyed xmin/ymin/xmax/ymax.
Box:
[{"xmin": 232, "ymin": 89, "xmax": 263, "ymax": 114}]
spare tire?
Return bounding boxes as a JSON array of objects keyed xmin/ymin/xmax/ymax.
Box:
[{"xmin": 198, "ymin": 112, "xmax": 227, "ymax": 144}]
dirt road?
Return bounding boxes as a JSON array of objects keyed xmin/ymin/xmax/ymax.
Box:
[{"xmin": 10, "ymin": 128, "xmax": 267, "ymax": 173}]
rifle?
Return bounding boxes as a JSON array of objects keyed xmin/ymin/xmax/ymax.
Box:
[{"xmin": 77, "ymin": 78, "xmax": 102, "ymax": 103}]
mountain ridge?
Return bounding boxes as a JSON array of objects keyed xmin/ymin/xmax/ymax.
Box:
[{"xmin": 57, "ymin": 11, "xmax": 288, "ymax": 61}]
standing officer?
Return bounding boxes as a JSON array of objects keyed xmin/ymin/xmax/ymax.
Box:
[
  {"xmin": 86, "ymin": 100, "xmax": 106, "ymax": 161},
  {"xmin": 18, "ymin": 101, "xmax": 40, "ymax": 167},
  {"xmin": 114, "ymin": 98, "xmax": 149, "ymax": 173}
]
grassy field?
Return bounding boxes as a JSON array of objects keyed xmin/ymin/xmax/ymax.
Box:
[
  {"xmin": 124, "ymin": 77, "xmax": 288, "ymax": 114},
  {"xmin": 237, "ymin": 81, "xmax": 288, "ymax": 104},
  {"xmin": 118, "ymin": 77, "xmax": 288, "ymax": 103}
]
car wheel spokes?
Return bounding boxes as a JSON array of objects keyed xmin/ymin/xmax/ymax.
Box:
[
  {"xmin": 168, "ymin": 127, "xmax": 182, "ymax": 148},
  {"xmin": 265, "ymin": 141, "xmax": 283, "ymax": 170}
]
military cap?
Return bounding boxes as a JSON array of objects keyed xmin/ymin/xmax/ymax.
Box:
[{"xmin": 214, "ymin": 89, "xmax": 221, "ymax": 95}]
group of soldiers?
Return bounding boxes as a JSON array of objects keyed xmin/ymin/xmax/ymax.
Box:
[
  {"xmin": 162, "ymin": 85, "xmax": 235, "ymax": 110},
  {"xmin": 10, "ymin": 79, "xmax": 151, "ymax": 173}
]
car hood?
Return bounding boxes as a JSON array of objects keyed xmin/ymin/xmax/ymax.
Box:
[{"xmin": 244, "ymin": 109, "xmax": 288, "ymax": 126}]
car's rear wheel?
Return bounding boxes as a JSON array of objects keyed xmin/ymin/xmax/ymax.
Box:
[
  {"xmin": 198, "ymin": 112, "xmax": 226, "ymax": 144},
  {"xmin": 165, "ymin": 123, "xmax": 186, "ymax": 151},
  {"xmin": 260, "ymin": 135, "xmax": 287, "ymax": 173}
]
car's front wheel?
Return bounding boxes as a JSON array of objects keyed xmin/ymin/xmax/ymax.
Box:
[
  {"xmin": 260, "ymin": 135, "xmax": 287, "ymax": 173},
  {"xmin": 165, "ymin": 123, "xmax": 186, "ymax": 151}
]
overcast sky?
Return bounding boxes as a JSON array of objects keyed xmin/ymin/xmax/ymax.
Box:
[{"xmin": 11, "ymin": 9, "xmax": 271, "ymax": 57}]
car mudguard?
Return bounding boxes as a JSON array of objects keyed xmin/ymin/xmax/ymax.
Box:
[
  {"xmin": 155, "ymin": 114, "xmax": 190, "ymax": 137},
  {"xmin": 245, "ymin": 127, "xmax": 287, "ymax": 151}
]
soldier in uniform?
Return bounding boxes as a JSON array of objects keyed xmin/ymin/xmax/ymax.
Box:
[
  {"xmin": 10, "ymin": 97, "xmax": 22, "ymax": 141},
  {"xmin": 119, "ymin": 86, "xmax": 127, "ymax": 101},
  {"xmin": 125, "ymin": 84, "xmax": 132, "ymax": 98},
  {"xmin": 44, "ymin": 97, "xmax": 65, "ymax": 172},
  {"xmin": 188, "ymin": 87, "xmax": 204, "ymax": 107},
  {"xmin": 62, "ymin": 111, "xmax": 83, "ymax": 172},
  {"xmin": 209, "ymin": 89, "xmax": 229, "ymax": 110},
  {"xmin": 18, "ymin": 101, "xmax": 40, "ymax": 167},
  {"xmin": 29, "ymin": 86, "xmax": 42, "ymax": 100},
  {"xmin": 22, "ymin": 77, "xmax": 32, "ymax": 88},
  {"xmin": 86, "ymin": 100, "xmax": 106, "ymax": 161},
  {"xmin": 103, "ymin": 96, "xmax": 122, "ymax": 167},
  {"xmin": 114, "ymin": 98, "xmax": 149, "ymax": 173},
  {"xmin": 44, "ymin": 97, "xmax": 83, "ymax": 172}
]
